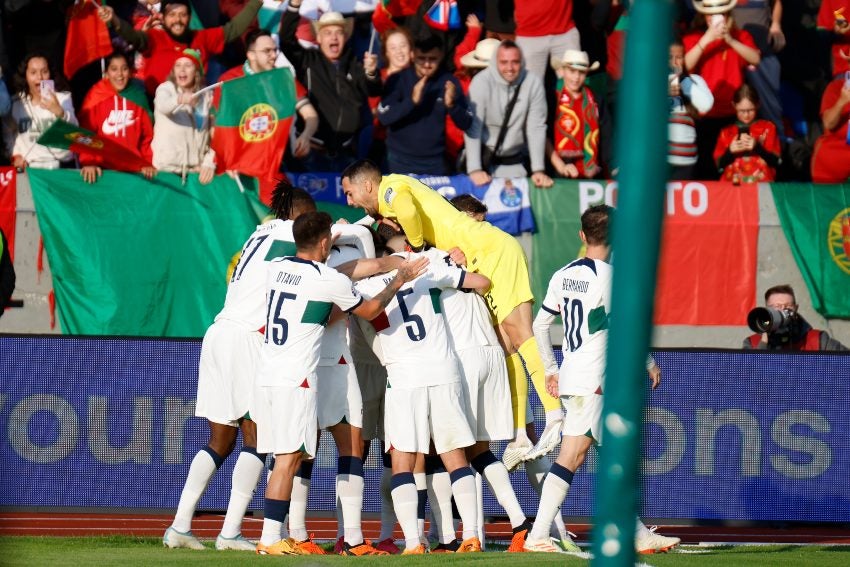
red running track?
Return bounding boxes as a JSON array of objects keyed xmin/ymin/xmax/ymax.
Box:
[{"xmin": 1, "ymin": 513, "xmax": 849, "ymax": 545}]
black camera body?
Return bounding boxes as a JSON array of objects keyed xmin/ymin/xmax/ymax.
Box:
[{"xmin": 747, "ymin": 307, "xmax": 796, "ymax": 334}]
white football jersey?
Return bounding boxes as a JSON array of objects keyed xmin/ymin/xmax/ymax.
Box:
[
  {"xmin": 420, "ymin": 248, "xmax": 499, "ymax": 351},
  {"xmin": 540, "ymin": 257, "xmax": 612, "ymax": 395},
  {"xmin": 318, "ymin": 243, "xmax": 364, "ymax": 366},
  {"xmin": 216, "ymin": 219, "xmax": 295, "ymax": 330},
  {"xmin": 354, "ymin": 253, "xmax": 465, "ymax": 388},
  {"xmin": 257, "ymin": 257, "xmax": 362, "ymax": 387}
]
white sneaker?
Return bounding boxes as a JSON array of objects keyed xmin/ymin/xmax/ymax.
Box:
[
  {"xmin": 523, "ymin": 419, "xmax": 563, "ymax": 462},
  {"xmin": 502, "ymin": 438, "xmax": 533, "ymax": 472},
  {"xmin": 215, "ymin": 533, "xmax": 256, "ymax": 551},
  {"xmin": 523, "ymin": 537, "xmax": 567, "ymax": 553},
  {"xmin": 636, "ymin": 527, "xmax": 680, "ymax": 554},
  {"xmin": 163, "ymin": 526, "xmax": 205, "ymax": 550}
]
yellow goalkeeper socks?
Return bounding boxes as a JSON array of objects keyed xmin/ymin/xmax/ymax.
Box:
[{"xmin": 505, "ymin": 352, "xmax": 528, "ymax": 430}]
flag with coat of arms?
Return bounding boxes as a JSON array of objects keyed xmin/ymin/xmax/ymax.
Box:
[{"xmin": 211, "ymin": 67, "xmax": 297, "ymax": 179}]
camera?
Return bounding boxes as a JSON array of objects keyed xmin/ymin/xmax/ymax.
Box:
[{"xmin": 747, "ymin": 307, "xmax": 795, "ymax": 334}]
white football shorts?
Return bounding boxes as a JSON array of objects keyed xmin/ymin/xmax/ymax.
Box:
[
  {"xmin": 255, "ymin": 378, "xmax": 318, "ymax": 457},
  {"xmin": 316, "ymin": 358, "xmax": 364, "ymax": 430},
  {"xmin": 457, "ymin": 345, "xmax": 513, "ymax": 441},
  {"xmin": 384, "ymin": 381, "xmax": 475, "ymax": 454}
]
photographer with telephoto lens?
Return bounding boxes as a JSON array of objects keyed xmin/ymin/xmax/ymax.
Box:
[{"xmin": 743, "ymin": 285, "xmax": 848, "ymax": 351}]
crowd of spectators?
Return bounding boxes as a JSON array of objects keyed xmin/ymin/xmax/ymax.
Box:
[{"xmin": 0, "ymin": 0, "xmax": 846, "ymax": 186}]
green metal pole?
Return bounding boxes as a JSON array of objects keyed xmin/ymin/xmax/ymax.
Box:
[{"xmin": 591, "ymin": 1, "xmax": 672, "ymax": 566}]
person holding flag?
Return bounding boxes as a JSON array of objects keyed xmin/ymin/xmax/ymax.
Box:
[
  {"xmin": 78, "ymin": 52, "xmax": 156, "ymax": 184},
  {"xmin": 152, "ymin": 49, "xmax": 216, "ymax": 184},
  {"xmin": 215, "ymin": 29, "xmax": 318, "ymax": 169},
  {"xmin": 98, "ymin": 0, "xmax": 263, "ymax": 95}
]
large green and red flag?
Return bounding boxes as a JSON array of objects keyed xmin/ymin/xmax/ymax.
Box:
[
  {"xmin": 772, "ymin": 183, "xmax": 850, "ymax": 318},
  {"xmin": 211, "ymin": 67, "xmax": 296, "ymax": 179},
  {"xmin": 37, "ymin": 119, "xmax": 152, "ymax": 172},
  {"xmin": 64, "ymin": 0, "xmax": 112, "ymax": 80}
]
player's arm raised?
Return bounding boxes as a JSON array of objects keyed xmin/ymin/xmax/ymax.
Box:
[
  {"xmin": 336, "ymin": 255, "xmax": 404, "ymax": 281},
  {"xmin": 351, "ymin": 256, "xmax": 429, "ymax": 320},
  {"xmin": 460, "ymin": 271, "xmax": 490, "ymax": 294}
]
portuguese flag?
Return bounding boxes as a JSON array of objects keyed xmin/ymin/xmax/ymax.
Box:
[
  {"xmin": 211, "ymin": 68, "xmax": 296, "ymax": 179},
  {"xmin": 37, "ymin": 119, "xmax": 152, "ymax": 172}
]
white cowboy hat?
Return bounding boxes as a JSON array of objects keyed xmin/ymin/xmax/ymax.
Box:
[
  {"xmin": 692, "ymin": 0, "xmax": 736, "ymax": 15},
  {"xmin": 312, "ymin": 11, "xmax": 354, "ymax": 38},
  {"xmin": 559, "ymin": 49, "xmax": 600, "ymax": 72},
  {"xmin": 459, "ymin": 38, "xmax": 501, "ymax": 69}
]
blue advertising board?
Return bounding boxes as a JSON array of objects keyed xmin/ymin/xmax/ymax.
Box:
[{"xmin": 1, "ymin": 337, "xmax": 847, "ymax": 522}]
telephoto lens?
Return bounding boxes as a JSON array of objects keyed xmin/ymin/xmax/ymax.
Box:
[{"xmin": 747, "ymin": 307, "xmax": 793, "ymax": 334}]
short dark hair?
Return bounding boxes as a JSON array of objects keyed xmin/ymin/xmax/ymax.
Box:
[
  {"xmin": 293, "ymin": 211, "xmax": 333, "ymax": 250},
  {"xmin": 414, "ymin": 34, "xmax": 443, "ymax": 54},
  {"xmin": 581, "ymin": 204, "xmax": 612, "ymax": 246},
  {"xmin": 245, "ymin": 29, "xmax": 273, "ymax": 51},
  {"xmin": 733, "ymin": 83, "xmax": 760, "ymax": 106},
  {"xmin": 341, "ymin": 159, "xmax": 382, "ymax": 185},
  {"xmin": 270, "ymin": 178, "xmax": 316, "ymax": 220},
  {"xmin": 764, "ymin": 284, "xmax": 796, "ymax": 303},
  {"xmin": 499, "ymin": 39, "xmax": 521, "ymax": 52},
  {"xmin": 104, "ymin": 51, "xmax": 134, "ymax": 71},
  {"xmin": 450, "ymin": 194, "xmax": 487, "ymax": 216}
]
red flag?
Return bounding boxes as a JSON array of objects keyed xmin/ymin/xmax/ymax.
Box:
[
  {"xmin": 211, "ymin": 68, "xmax": 296, "ymax": 179},
  {"xmin": 37, "ymin": 119, "xmax": 152, "ymax": 173},
  {"xmin": 372, "ymin": 0, "xmax": 420, "ymax": 35},
  {"xmin": 0, "ymin": 167, "xmax": 15, "ymax": 261},
  {"xmin": 64, "ymin": 0, "xmax": 113, "ymax": 80}
]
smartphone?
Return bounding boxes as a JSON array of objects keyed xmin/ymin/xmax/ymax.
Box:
[
  {"xmin": 709, "ymin": 14, "xmax": 724, "ymax": 29},
  {"xmin": 39, "ymin": 79, "xmax": 55, "ymax": 99},
  {"xmin": 738, "ymin": 125, "xmax": 750, "ymax": 137},
  {"xmin": 844, "ymin": 70, "xmax": 850, "ymax": 89}
]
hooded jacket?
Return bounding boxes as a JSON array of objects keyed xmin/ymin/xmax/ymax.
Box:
[
  {"xmin": 78, "ymin": 78, "xmax": 154, "ymax": 168},
  {"xmin": 279, "ymin": 5, "xmax": 381, "ymax": 153},
  {"xmin": 151, "ymin": 80, "xmax": 215, "ymax": 175},
  {"xmin": 463, "ymin": 51, "xmax": 548, "ymax": 177}
]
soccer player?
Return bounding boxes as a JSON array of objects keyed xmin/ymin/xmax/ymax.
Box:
[
  {"xmin": 523, "ymin": 205, "xmax": 679, "ymax": 554},
  {"xmin": 162, "ymin": 180, "xmax": 316, "ymax": 552},
  {"xmin": 253, "ymin": 211, "xmax": 427, "ymax": 555},
  {"xmin": 342, "ymin": 159, "xmax": 563, "ymax": 469},
  {"xmin": 353, "ymin": 251, "xmax": 491, "ymax": 555}
]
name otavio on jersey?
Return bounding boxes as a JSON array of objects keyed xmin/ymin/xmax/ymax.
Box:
[{"xmin": 276, "ymin": 272, "xmax": 302, "ymax": 285}]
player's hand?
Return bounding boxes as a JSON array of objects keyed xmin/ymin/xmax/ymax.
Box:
[
  {"xmin": 80, "ymin": 165, "xmax": 102, "ymax": 184},
  {"xmin": 444, "ymin": 80, "xmax": 456, "ymax": 108},
  {"xmin": 647, "ymin": 365, "xmax": 661, "ymax": 390},
  {"xmin": 469, "ymin": 169, "xmax": 491, "ymax": 186},
  {"xmin": 378, "ymin": 217, "xmax": 402, "ymax": 233},
  {"xmin": 447, "ymin": 246, "xmax": 467, "ymax": 267},
  {"xmin": 411, "ymin": 75, "xmax": 427, "ymax": 105},
  {"xmin": 531, "ymin": 171, "xmax": 553, "ymax": 188},
  {"xmin": 545, "ymin": 374, "xmax": 559, "ymax": 398},
  {"xmin": 395, "ymin": 255, "xmax": 429, "ymax": 283}
]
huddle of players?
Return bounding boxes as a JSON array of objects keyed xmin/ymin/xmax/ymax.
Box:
[{"xmin": 163, "ymin": 162, "xmax": 681, "ymax": 555}]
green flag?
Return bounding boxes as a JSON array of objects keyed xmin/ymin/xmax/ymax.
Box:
[
  {"xmin": 28, "ymin": 170, "xmax": 266, "ymax": 337},
  {"xmin": 771, "ymin": 183, "xmax": 850, "ymax": 318}
]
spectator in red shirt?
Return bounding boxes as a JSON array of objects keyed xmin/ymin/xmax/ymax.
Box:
[
  {"xmin": 514, "ymin": 1, "xmax": 580, "ymax": 80},
  {"xmin": 817, "ymin": 0, "xmax": 850, "ymax": 79},
  {"xmin": 78, "ymin": 51, "xmax": 156, "ymax": 184},
  {"xmin": 98, "ymin": 0, "xmax": 262, "ymax": 95},
  {"xmin": 684, "ymin": 0, "xmax": 760, "ymax": 178},
  {"xmin": 713, "ymin": 84, "xmax": 780, "ymax": 183},
  {"xmin": 811, "ymin": 75, "xmax": 850, "ymax": 183}
]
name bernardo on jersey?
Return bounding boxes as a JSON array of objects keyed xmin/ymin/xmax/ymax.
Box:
[{"xmin": 561, "ymin": 278, "xmax": 589, "ymax": 293}]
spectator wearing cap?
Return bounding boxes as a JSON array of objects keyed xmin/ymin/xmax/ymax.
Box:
[
  {"xmin": 98, "ymin": 0, "xmax": 263, "ymax": 95},
  {"xmin": 151, "ymin": 49, "xmax": 216, "ymax": 184},
  {"xmin": 810, "ymin": 74, "xmax": 850, "ymax": 183},
  {"xmin": 280, "ymin": 1, "xmax": 380, "ymax": 172},
  {"xmin": 514, "ymin": 0, "xmax": 580, "ymax": 80},
  {"xmin": 378, "ymin": 34, "xmax": 472, "ymax": 174},
  {"xmin": 668, "ymin": 38, "xmax": 714, "ymax": 180},
  {"xmin": 684, "ymin": 0, "xmax": 760, "ymax": 179},
  {"xmin": 218, "ymin": 30, "xmax": 318, "ymax": 162},
  {"xmin": 548, "ymin": 49, "xmax": 601, "ymax": 179},
  {"xmin": 464, "ymin": 40, "xmax": 552, "ymax": 188}
]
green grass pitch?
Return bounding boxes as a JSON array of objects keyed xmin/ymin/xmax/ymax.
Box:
[{"xmin": 1, "ymin": 536, "xmax": 849, "ymax": 566}]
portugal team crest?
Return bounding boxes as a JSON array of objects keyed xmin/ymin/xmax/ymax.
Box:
[
  {"xmin": 239, "ymin": 103, "xmax": 278, "ymax": 143},
  {"xmin": 828, "ymin": 207, "xmax": 850, "ymax": 275},
  {"xmin": 64, "ymin": 132, "xmax": 103, "ymax": 149}
]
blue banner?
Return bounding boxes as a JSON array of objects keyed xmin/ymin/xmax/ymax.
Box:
[
  {"xmin": 1, "ymin": 337, "xmax": 847, "ymax": 522},
  {"xmin": 286, "ymin": 172, "xmax": 536, "ymax": 236}
]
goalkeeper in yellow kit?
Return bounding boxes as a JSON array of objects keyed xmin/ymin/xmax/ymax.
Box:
[{"xmin": 342, "ymin": 159, "xmax": 562, "ymax": 469}]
